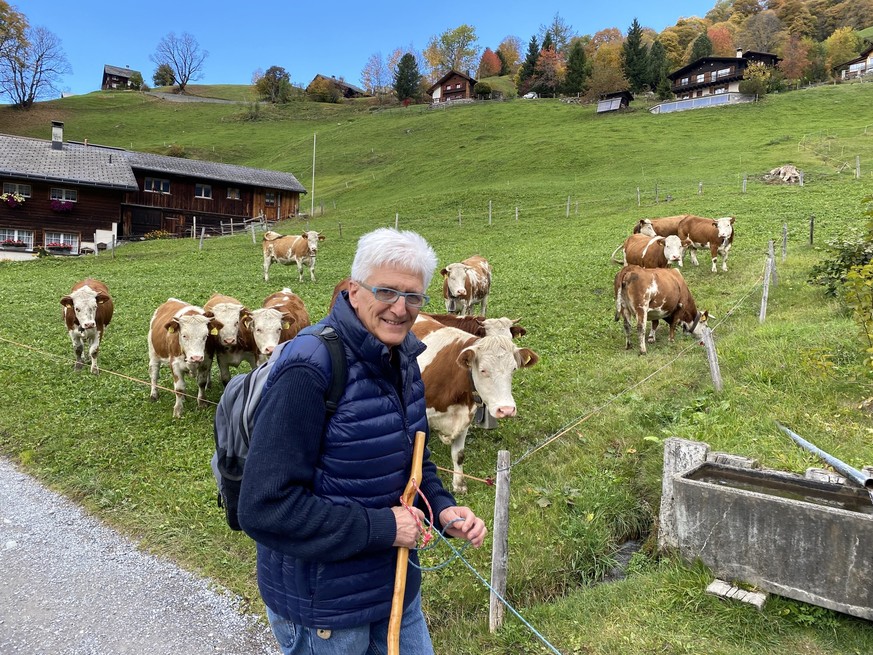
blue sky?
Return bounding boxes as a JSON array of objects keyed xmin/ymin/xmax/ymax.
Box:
[{"xmin": 17, "ymin": 0, "xmax": 715, "ymax": 96}]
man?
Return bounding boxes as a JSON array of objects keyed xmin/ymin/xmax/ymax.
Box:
[{"xmin": 238, "ymin": 228, "xmax": 487, "ymax": 655}]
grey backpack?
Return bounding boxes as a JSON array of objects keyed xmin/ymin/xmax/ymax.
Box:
[{"xmin": 211, "ymin": 324, "xmax": 346, "ymax": 530}]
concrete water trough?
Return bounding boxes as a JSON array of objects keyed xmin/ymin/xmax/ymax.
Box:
[{"xmin": 670, "ymin": 458, "xmax": 873, "ymax": 620}]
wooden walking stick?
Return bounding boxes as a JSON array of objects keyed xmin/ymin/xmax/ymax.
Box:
[{"xmin": 387, "ymin": 430, "xmax": 426, "ymax": 655}]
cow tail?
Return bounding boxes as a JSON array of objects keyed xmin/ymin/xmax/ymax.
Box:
[{"xmin": 610, "ymin": 244, "xmax": 624, "ymax": 265}]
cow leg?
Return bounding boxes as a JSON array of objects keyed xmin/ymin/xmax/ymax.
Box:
[
  {"xmin": 217, "ymin": 353, "xmax": 232, "ymax": 387},
  {"xmin": 148, "ymin": 357, "xmax": 161, "ymax": 401},
  {"xmin": 309, "ymin": 260, "xmax": 316, "ymax": 283},
  {"xmin": 263, "ymin": 256, "xmax": 271, "ymax": 282},
  {"xmin": 88, "ymin": 329, "xmax": 102, "ymax": 374},
  {"xmin": 720, "ymin": 245, "xmax": 730, "ymax": 272},
  {"xmin": 710, "ymin": 244, "xmax": 719, "ymax": 273},
  {"xmin": 636, "ymin": 308, "xmax": 648, "ymax": 355},
  {"xmin": 69, "ymin": 330, "xmax": 84, "ymax": 371},
  {"xmin": 196, "ymin": 364, "xmax": 210, "ymax": 408},
  {"xmin": 170, "ymin": 365, "xmax": 186, "ymax": 418},
  {"xmin": 668, "ymin": 321, "xmax": 678, "ymax": 343},
  {"xmin": 450, "ymin": 429, "xmax": 469, "ymax": 494},
  {"xmin": 479, "ymin": 295, "xmax": 488, "ymax": 317},
  {"xmin": 648, "ymin": 319, "xmax": 659, "ymax": 344}
]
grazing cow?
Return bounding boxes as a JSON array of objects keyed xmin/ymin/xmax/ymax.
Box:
[
  {"xmin": 677, "ymin": 215, "xmax": 735, "ymax": 273},
  {"xmin": 613, "ymin": 233, "xmax": 684, "ymax": 268},
  {"xmin": 253, "ymin": 288, "xmax": 312, "ymax": 362},
  {"xmin": 60, "ymin": 278, "xmax": 114, "ymax": 374},
  {"xmin": 204, "ymin": 293, "xmax": 253, "ymax": 385},
  {"xmin": 148, "ymin": 299, "xmax": 221, "ymax": 418},
  {"xmin": 418, "ymin": 313, "xmax": 526, "ymax": 339},
  {"xmin": 441, "ymin": 255, "xmax": 492, "ymax": 316},
  {"xmin": 614, "ymin": 265, "xmax": 708, "ymax": 355},
  {"xmin": 412, "ymin": 318, "xmax": 539, "ymax": 493},
  {"xmin": 633, "ymin": 214, "xmax": 691, "ymax": 237},
  {"xmin": 263, "ymin": 230, "xmax": 325, "ymax": 283}
]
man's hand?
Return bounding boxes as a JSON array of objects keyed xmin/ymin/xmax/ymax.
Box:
[
  {"xmin": 439, "ymin": 506, "xmax": 487, "ymax": 548},
  {"xmin": 391, "ymin": 505, "xmax": 425, "ymax": 548}
]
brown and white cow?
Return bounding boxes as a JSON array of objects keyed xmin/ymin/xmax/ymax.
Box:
[
  {"xmin": 633, "ymin": 215, "xmax": 691, "ymax": 238},
  {"xmin": 148, "ymin": 299, "xmax": 221, "ymax": 418},
  {"xmin": 203, "ymin": 293, "xmax": 254, "ymax": 385},
  {"xmin": 614, "ymin": 265, "xmax": 708, "ymax": 355},
  {"xmin": 263, "ymin": 230, "xmax": 325, "ymax": 283},
  {"xmin": 60, "ymin": 278, "xmax": 114, "ymax": 374},
  {"xmin": 441, "ymin": 255, "xmax": 492, "ymax": 316},
  {"xmin": 418, "ymin": 313, "xmax": 526, "ymax": 339},
  {"xmin": 613, "ymin": 233, "xmax": 684, "ymax": 268},
  {"xmin": 412, "ymin": 317, "xmax": 539, "ymax": 493},
  {"xmin": 253, "ymin": 288, "xmax": 312, "ymax": 363},
  {"xmin": 329, "ymin": 277, "xmax": 352, "ymax": 311},
  {"xmin": 677, "ymin": 215, "xmax": 735, "ymax": 273}
]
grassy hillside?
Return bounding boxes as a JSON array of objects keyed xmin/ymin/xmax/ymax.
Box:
[{"xmin": 1, "ymin": 86, "xmax": 873, "ymax": 654}]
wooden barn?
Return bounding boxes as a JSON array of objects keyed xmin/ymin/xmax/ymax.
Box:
[
  {"xmin": 102, "ymin": 65, "xmax": 140, "ymax": 90},
  {"xmin": 0, "ymin": 121, "xmax": 306, "ymax": 256},
  {"xmin": 306, "ymin": 74, "xmax": 370, "ymax": 99},
  {"xmin": 596, "ymin": 90, "xmax": 634, "ymax": 113}
]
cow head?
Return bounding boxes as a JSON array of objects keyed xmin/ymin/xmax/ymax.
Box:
[
  {"xmin": 635, "ymin": 219, "xmax": 656, "ymax": 237},
  {"xmin": 302, "ymin": 231, "xmax": 324, "ymax": 257},
  {"xmin": 663, "ymin": 235, "xmax": 684, "ymax": 266},
  {"xmin": 682, "ymin": 310, "xmax": 710, "ymax": 340},
  {"xmin": 457, "ymin": 335, "xmax": 539, "ymax": 419},
  {"xmin": 208, "ymin": 302, "xmax": 247, "ymax": 346},
  {"xmin": 61, "ymin": 285, "xmax": 109, "ymax": 331},
  {"xmin": 442, "ymin": 263, "xmax": 470, "ymax": 299},
  {"xmin": 244, "ymin": 307, "xmax": 288, "ymax": 361},
  {"xmin": 163, "ymin": 312, "xmax": 221, "ymax": 364},
  {"xmin": 482, "ymin": 317, "xmax": 527, "ymax": 339},
  {"xmin": 713, "ymin": 217, "xmax": 735, "ymax": 241}
]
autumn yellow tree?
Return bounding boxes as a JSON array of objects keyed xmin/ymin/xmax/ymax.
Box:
[{"xmin": 824, "ymin": 27, "xmax": 859, "ymax": 74}]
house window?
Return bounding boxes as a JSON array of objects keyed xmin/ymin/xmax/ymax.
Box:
[
  {"xmin": 445, "ymin": 85, "xmax": 451, "ymax": 91},
  {"xmin": 680, "ymin": 77, "xmax": 689, "ymax": 85},
  {"xmin": 0, "ymin": 228, "xmax": 33, "ymax": 249},
  {"xmin": 144, "ymin": 177, "xmax": 170, "ymax": 194},
  {"xmin": 44, "ymin": 231, "xmax": 78, "ymax": 253},
  {"xmin": 195, "ymin": 183, "xmax": 212, "ymax": 199},
  {"xmin": 455, "ymin": 83, "xmax": 462, "ymax": 89},
  {"xmin": 265, "ymin": 191, "xmax": 276, "ymax": 207},
  {"xmin": 716, "ymin": 67, "xmax": 731, "ymax": 78},
  {"xmin": 714, "ymin": 86, "xmax": 727, "ymax": 94},
  {"xmin": 50, "ymin": 187, "xmax": 78, "ymax": 202},
  {"xmin": 696, "ymin": 74, "xmax": 705, "ymax": 83},
  {"xmin": 227, "ymin": 187, "xmax": 241, "ymax": 200},
  {"xmin": 3, "ymin": 182, "xmax": 31, "ymax": 197}
]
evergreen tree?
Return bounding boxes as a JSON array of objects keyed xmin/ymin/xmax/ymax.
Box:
[
  {"xmin": 517, "ymin": 35, "xmax": 540, "ymax": 92},
  {"xmin": 562, "ymin": 39, "xmax": 589, "ymax": 95},
  {"xmin": 688, "ymin": 34, "xmax": 713, "ymax": 63},
  {"xmin": 152, "ymin": 63, "xmax": 176, "ymax": 87},
  {"xmin": 496, "ymin": 49, "xmax": 510, "ymax": 76},
  {"xmin": 620, "ymin": 18, "xmax": 650, "ymax": 92},
  {"xmin": 647, "ymin": 39, "xmax": 670, "ymax": 92},
  {"xmin": 542, "ymin": 31, "xmax": 554, "ymax": 53},
  {"xmin": 393, "ymin": 53, "xmax": 421, "ymax": 102}
]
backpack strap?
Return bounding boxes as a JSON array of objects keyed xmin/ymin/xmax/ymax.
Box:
[{"xmin": 297, "ymin": 324, "xmax": 347, "ymax": 416}]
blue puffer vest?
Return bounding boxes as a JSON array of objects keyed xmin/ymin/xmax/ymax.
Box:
[{"xmin": 256, "ymin": 293, "xmax": 430, "ymax": 629}]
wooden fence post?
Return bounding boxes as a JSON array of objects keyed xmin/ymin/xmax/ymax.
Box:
[
  {"xmin": 199, "ymin": 227, "xmax": 206, "ymax": 251},
  {"xmin": 489, "ymin": 450, "xmax": 510, "ymax": 633},
  {"xmin": 192, "ymin": 216, "xmax": 197, "ymax": 239},
  {"xmin": 395, "ymin": 213, "xmax": 399, "ymax": 230},
  {"xmin": 636, "ymin": 187, "xmax": 640, "ymax": 207},
  {"xmin": 566, "ymin": 196, "xmax": 570, "ymax": 218},
  {"xmin": 251, "ymin": 224, "xmax": 257, "ymax": 244},
  {"xmin": 768, "ymin": 240, "xmax": 778, "ymax": 286},
  {"xmin": 338, "ymin": 222, "xmax": 343, "ymax": 239},
  {"xmin": 111, "ymin": 235, "xmax": 116, "ymax": 260},
  {"xmin": 856, "ymin": 155, "xmax": 861, "ymax": 180},
  {"xmin": 701, "ymin": 329, "xmax": 722, "ymax": 393},
  {"xmin": 458, "ymin": 210, "xmax": 462, "ymax": 227},
  {"xmin": 489, "ymin": 200, "xmax": 492, "ymax": 226},
  {"xmin": 759, "ymin": 255, "xmax": 772, "ymax": 323},
  {"xmin": 515, "ymin": 206, "xmax": 518, "ymax": 222},
  {"xmin": 809, "ymin": 214, "xmax": 815, "ymax": 245}
]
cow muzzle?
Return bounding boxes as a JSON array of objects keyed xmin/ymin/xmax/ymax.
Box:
[{"xmin": 493, "ymin": 405, "xmax": 517, "ymax": 419}]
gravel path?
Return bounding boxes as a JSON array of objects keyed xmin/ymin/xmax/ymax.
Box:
[{"xmin": 0, "ymin": 457, "xmax": 280, "ymax": 655}]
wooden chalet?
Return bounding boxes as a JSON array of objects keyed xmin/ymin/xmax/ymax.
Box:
[
  {"xmin": 838, "ymin": 44, "xmax": 873, "ymax": 80},
  {"xmin": 596, "ymin": 90, "xmax": 634, "ymax": 113},
  {"xmin": 427, "ymin": 70, "xmax": 478, "ymax": 103},
  {"xmin": 668, "ymin": 49, "xmax": 779, "ymax": 99},
  {"xmin": 306, "ymin": 74, "xmax": 370, "ymax": 99},
  {"xmin": 102, "ymin": 64, "xmax": 140, "ymax": 90},
  {"xmin": 0, "ymin": 121, "xmax": 306, "ymax": 256}
]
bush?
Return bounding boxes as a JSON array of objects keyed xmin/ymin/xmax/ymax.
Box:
[{"xmin": 474, "ymin": 82, "xmax": 492, "ymax": 98}]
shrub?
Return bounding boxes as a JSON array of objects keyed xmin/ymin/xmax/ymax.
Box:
[
  {"xmin": 474, "ymin": 82, "xmax": 492, "ymax": 98},
  {"xmin": 143, "ymin": 229, "xmax": 173, "ymax": 240}
]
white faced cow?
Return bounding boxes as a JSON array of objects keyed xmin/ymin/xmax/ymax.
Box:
[
  {"xmin": 148, "ymin": 299, "xmax": 221, "ymax": 418},
  {"xmin": 251, "ymin": 288, "xmax": 312, "ymax": 364},
  {"xmin": 441, "ymin": 255, "xmax": 492, "ymax": 316},
  {"xmin": 60, "ymin": 278, "xmax": 114, "ymax": 374},
  {"xmin": 677, "ymin": 215, "xmax": 735, "ymax": 273},
  {"xmin": 614, "ymin": 233, "xmax": 684, "ymax": 268},
  {"xmin": 203, "ymin": 293, "xmax": 253, "ymax": 386},
  {"xmin": 614, "ymin": 265, "xmax": 708, "ymax": 355},
  {"xmin": 412, "ymin": 316, "xmax": 539, "ymax": 493},
  {"xmin": 263, "ymin": 230, "xmax": 324, "ymax": 283}
]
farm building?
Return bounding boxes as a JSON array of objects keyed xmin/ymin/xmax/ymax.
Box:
[
  {"xmin": 306, "ymin": 74, "xmax": 370, "ymax": 99},
  {"xmin": 651, "ymin": 49, "xmax": 779, "ymax": 114},
  {"xmin": 0, "ymin": 121, "xmax": 306, "ymax": 256},
  {"xmin": 838, "ymin": 43, "xmax": 873, "ymax": 80},
  {"xmin": 427, "ymin": 70, "xmax": 478, "ymax": 103},
  {"xmin": 597, "ymin": 90, "xmax": 634, "ymax": 113},
  {"xmin": 101, "ymin": 65, "xmax": 140, "ymax": 90}
]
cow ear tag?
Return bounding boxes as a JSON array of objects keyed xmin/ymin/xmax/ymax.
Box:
[
  {"xmin": 282, "ymin": 321, "xmax": 291, "ymax": 329},
  {"xmin": 167, "ymin": 326, "xmax": 175, "ymax": 333},
  {"xmin": 210, "ymin": 327, "xmax": 219, "ymax": 335}
]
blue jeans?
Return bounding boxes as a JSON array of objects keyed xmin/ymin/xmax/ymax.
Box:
[{"xmin": 265, "ymin": 593, "xmax": 434, "ymax": 655}]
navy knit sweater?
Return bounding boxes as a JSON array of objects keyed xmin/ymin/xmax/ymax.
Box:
[{"xmin": 237, "ymin": 292, "xmax": 456, "ymax": 628}]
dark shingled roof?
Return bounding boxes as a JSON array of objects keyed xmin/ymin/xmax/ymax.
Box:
[
  {"xmin": 122, "ymin": 151, "xmax": 307, "ymax": 193},
  {"xmin": 103, "ymin": 64, "xmax": 139, "ymax": 78},
  {"xmin": 0, "ymin": 134, "xmax": 138, "ymax": 190}
]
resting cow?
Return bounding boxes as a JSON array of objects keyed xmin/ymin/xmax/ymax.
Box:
[
  {"xmin": 148, "ymin": 298, "xmax": 221, "ymax": 418},
  {"xmin": 263, "ymin": 230, "xmax": 324, "ymax": 282},
  {"xmin": 204, "ymin": 293, "xmax": 251, "ymax": 386},
  {"xmin": 613, "ymin": 233, "xmax": 684, "ymax": 268},
  {"xmin": 60, "ymin": 278, "xmax": 114, "ymax": 374},
  {"xmin": 441, "ymin": 255, "xmax": 492, "ymax": 316},
  {"xmin": 677, "ymin": 215, "xmax": 735, "ymax": 273},
  {"xmin": 418, "ymin": 313, "xmax": 526, "ymax": 339},
  {"xmin": 412, "ymin": 316, "xmax": 539, "ymax": 493},
  {"xmin": 614, "ymin": 265, "xmax": 708, "ymax": 355}
]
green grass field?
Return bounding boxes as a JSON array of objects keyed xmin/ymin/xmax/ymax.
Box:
[{"xmin": 1, "ymin": 85, "xmax": 872, "ymax": 654}]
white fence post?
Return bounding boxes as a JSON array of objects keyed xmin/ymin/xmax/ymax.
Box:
[
  {"xmin": 701, "ymin": 329, "xmax": 722, "ymax": 393},
  {"xmin": 566, "ymin": 196, "xmax": 570, "ymax": 218},
  {"xmin": 199, "ymin": 227, "xmax": 206, "ymax": 251},
  {"xmin": 489, "ymin": 450, "xmax": 510, "ymax": 633},
  {"xmin": 768, "ymin": 239, "xmax": 778, "ymax": 286},
  {"xmin": 395, "ymin": 213, "xmax": 399, "ymax": 230},
  {"xmin": 759, "ymin": 255, "xmax": 772, "ymax": 323}
]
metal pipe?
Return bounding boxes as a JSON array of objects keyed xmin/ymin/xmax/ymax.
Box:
[{"xmin": 776, "ymin": 422, "xmax": 873, "ymax": 490}]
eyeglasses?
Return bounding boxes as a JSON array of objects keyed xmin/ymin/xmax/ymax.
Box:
[{"xmin": 356, "ymin": 282, "xmax": 429, "ymax": 308}]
